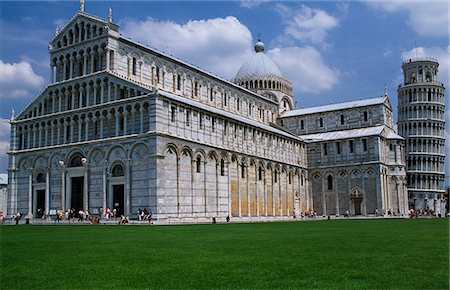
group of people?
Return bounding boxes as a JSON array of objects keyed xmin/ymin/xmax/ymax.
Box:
[{"xmin": 136, "ymin": 208, "xmax": 152, "ymax": 222}]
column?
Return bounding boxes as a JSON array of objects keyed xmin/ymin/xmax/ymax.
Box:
[
  {"xmin": 125, "ymin": 159, "xmax": 131, "ymax": 215},
  {"xmin": 52, "ymin": 96, "xmax": 56, "ymax": 113},
  {"xmin": 102, "ymin": 161, "xmax": 108, "ymax": 212},
  {"xmin": 107, "ymin": 82, "xmax": 111, "ymax": 102},
  {"xmin": 50, "ymin": 65, "xmax": 54, "ymax": 84},
  {"xmin": 123, "ymin": 111, "xmax": 128, "ymax": 135},
  {"xmin": 100, "ymin": 82, "xmax": 104, "ymax": 103},
  {"xmin": 99, "ymin": 115, "xmax": 104, "ymax": 139},
  {"xmin": 61, "ymin": 165, "xmax": 66, "ymax": 211},
  {"xmin": 85, "ymin": 117, "xmax": 89, "ymax": 141},
  {"xmin": 69, "ymin": 56, "xmax": 74, "ymax": 79},
  {"xmin": 44, "ymin": 125, "xmax": 49, "ymax": 147},
  {"xmin": 79, "ymin": 89, "xmax": 83, "ymax": 108},
  {"xmin": 93, "ymin": 83, "xmax": 97, "ymax": 105},
  {"xmin": 106, "ymin": 48, "xmax": 110, "ymax": 71},
  {"xmin": 38, "ymin": 126, "xmax": 42, "ymax": 147},
  {"xmin": 83, "ymin": 164, "xmax": 89, "ymax": 211},
  {"xmin": 70, "ymin": 120, "xmax": 74, "ymax": 143},
  {"xmin": 78, "ymin": 118, "xmax": 82, "ymax": 142},
  {"xmin": 83, "ymin": 53, "xmax": 87, "ymax": 75},
  {"xmin": 71, "ymin": 90, "xmax": 75, "ymax": 110},
  {"xmin": 27, "ymin": 127, "xmax": 31, "ymax": 149},
  {"xmin": 45, "ymin": 170, "xmax": 50, "ymax": 217},
  {"xmin": 86, "ymin": 85, "xmax": 90, "ymax": 106},
  {"xmin": 90, "ymin": 50, "xmax": 95, "ymax": 73},
  {"xmin": 115, "ymin": 112, "xmax": 119, "ymax": 136},
  {"xmin": 50, "ymin": 124, "xmax": 55, "ymax": 146},
  {"xmin": 63, "ymin": 58, "xmax": 67, "ymax": 80},
  {"xmin": 28, "ymin": 170, "xmax": 33, "ymax": 218},
  {"xmin": 140, "ymin": 107, "xmax": 144, "ymax": 134}
]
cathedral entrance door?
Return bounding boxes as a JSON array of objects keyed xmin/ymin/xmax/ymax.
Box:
[
  {"xmin": 113, "ymin": 184, "xmax": 125, "ymax": 216},
  {"xmin": 34, "ymin": 190, "xmax": 45, "ymax": 218},
  {"xmin": 71, "ymin": 177, "xmax": 84, "ymax": 211},
  {"xmin": 353, "ymin": 197, "xmax": 362, "ymax": 215}
]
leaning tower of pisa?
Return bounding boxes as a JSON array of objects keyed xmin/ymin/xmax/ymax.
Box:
[{"xmin": 397, "ymin": 58, "xmax": 446, "ymax": 213}]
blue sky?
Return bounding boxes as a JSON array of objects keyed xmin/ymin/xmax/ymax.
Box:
[{"xmin": 0, "ymin": 0, "xmax": 449, "ymax": 184}]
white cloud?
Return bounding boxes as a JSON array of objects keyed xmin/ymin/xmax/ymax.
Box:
[
  {"xmin": 268, "ymin": 46, "xmax": 340, "ymax": 94},
  {"xmin": 401, "ymin": 45, "xmax": 450, "ymax": 85},
  {"xmin": 121, "ymin": 16, "xmax": 253, "ymax": 80},
  {"xmin": 0, "ymin": 59, "xmax": 44, "ymax": 99},
  {"xmin": 367, "ymin": 1, "xmax": 449, "ymax": 37},
  {"xmin": 275, "ymin": 4, "xmax": 339, "ymax": 46},
  {"xmin": 240, "ymin": 0, "xmax": 269, "ymax": 8},
  {"xmin": 0, "ymin": 119, "xmax": 10, "ymax": 158}
]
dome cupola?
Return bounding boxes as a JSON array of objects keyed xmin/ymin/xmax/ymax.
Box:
[{"xmin": 234, "ymin": 39, "xmax": 294, "ymax": 112}]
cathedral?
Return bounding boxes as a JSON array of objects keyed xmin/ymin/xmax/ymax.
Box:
[{"xmin": 9, "ymin": 4, "xmax": 434, "ymax": 223}]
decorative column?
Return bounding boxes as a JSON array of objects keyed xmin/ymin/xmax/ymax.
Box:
[
  {"xmin": 140, "ymin": 107, "xmax": 144, "ymax": 134},
  {"xmin": 59, "ymin": 162, "xmax": 66, "ymax": 211},
  {"xmin": 28, "ymin": 168, "xmax": 33, "ymax": 219},
  {"xmin": 106, "ymin": 48, "xmax": 110, "ymax": 71},
  {"xmin": 70, "ymin": 119, "xmax": 75, "ymax": 143},
  {"xmin": 82, "ymin": 159, "xmax": 89, "ymax": 211},
  {"xmin": 85, "ymin": 117, "xmax": 90, "ymax": 141},
  {"xmin": 99, "ymin": 115, "xmax": 104, "ymax": 139},
  {"xmin": 93, "ymin": 83, "xmax": 98, "ymax": 105},
  {"xmin": 78, "ymin": 117, "xmax": 82, "ymax": 142},
  {"xmin": 125, "ymin": 159, "xmax": 131, "ymax": 215},
  {"xmin": 107, "ymin": 81, "xmax": 111, "ymax": 102},
  {"xmin": 50, "ymin": 64, "xmax": 54, "ymax": 84},
  {"xmin": 123, "ymin": 110, "xmax": 128, "ymax": 135},
  {"xmin": 83, "ymin": 53, "xmax": 87, "ymax": 75},
  {"xmin": 102, "ymin": 160, "xmax": 108, "ymax": 212},
  {"xmin": 69, "ymin": 56, "xmax": 74, "ymax": 79},
  {"xmin": 63, "ymin": 58, "xmax": 67, "ymax": 80},
  {"xmin": 115, "ymin": 112, "xmax": 119, "ymax": 137},
  {"xmin": 100, "ymin": 81, "xmax": 104, "ymax": 103},
  {"xmin": 90, "ymin": 50, "xmax": 95, "ymax": 73},
  {"xmin": 45, "ymin": 169, "xmax": 50, "ymax": 218}
]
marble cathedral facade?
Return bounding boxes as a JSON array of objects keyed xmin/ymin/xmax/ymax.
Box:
[{"xmin": 7, "ymin": 6, "xmax": 410, "ymax": 223}]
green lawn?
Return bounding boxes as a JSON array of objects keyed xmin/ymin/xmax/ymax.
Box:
[{"xmin": 1, "ymin": 219, "xmax": 448, "ymax": 289}]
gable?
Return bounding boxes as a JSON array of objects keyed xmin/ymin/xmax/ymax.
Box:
[{"xmin": 49, "ymin": 12, "xmax": 118, "ymax": 51}]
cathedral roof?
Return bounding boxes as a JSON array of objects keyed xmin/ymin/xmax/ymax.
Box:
[
  {"xmin": 299, "ymin": 125, "xmax": 403, "ymax": 142},
  {"xmin": 281, "ymin": 96, "xmax": 389, "ymax": 117},
  {"xmin": 234, "ymin": 40, "xmax": 284, "ymax": 83}
]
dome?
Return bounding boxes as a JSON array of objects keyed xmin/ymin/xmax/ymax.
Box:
[{"xmin": 234, "ymin": 40, "xmax": 284, "ymax": 82}]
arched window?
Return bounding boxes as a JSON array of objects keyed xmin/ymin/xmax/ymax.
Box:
[
  {"xmin": 177, "ymin": 74, "xmax": 181, "ymax": 91},
  {"xmin": 36, "ymin": 173, "xmax": 45, "ymax": 183},
  {"xmin": 241, "ymin": 164, "xmax": 246, "ymax": 179},
  {"xmin": 319, "ymin": 117, "xmax": 323, "ymax": 127},
  {"xmin": 69, "ymin": 154, "xmax": 83, "ymax": 167},
  {"xmin": 112, "ymin": 164, "xmax": 124, "ymax": 177},
  {"xmin": 258, "ymin": 166, "xmax": 263, "ymax": 181},
  {"xmin": 132, "ymin": 57, "xmax": 137, "ymax": 75},
  {"xmin": 196, "ymin": 156, "xmax": 201, "ymax": 173},
  {"xmin": 327, "ymin": 175, "xmax": 333, "ymax": 190},
  {"xmin": 340, "ymin": 114, "xmax": 344, "ymax": 125}
]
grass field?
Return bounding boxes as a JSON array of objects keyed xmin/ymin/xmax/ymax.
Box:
[{"xmin": 1, "ymin": 219, "xmax": 448, "ymax": 289}]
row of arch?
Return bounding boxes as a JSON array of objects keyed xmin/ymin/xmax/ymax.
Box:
[
  {"xmin": 397, "ymin": 121, "xmax": 445, "ymax": 137},
  {"xmin": 119, "ymin": 46, "xmax": 282, "ymax": 120},
  {"xmin": 51, "ymin": 42, "xmax": 110, "ymax": 83},
  {"xmin": 398, "ymin": 104, "xmax": 445, "ymax": 120},
  {"xmin": 20, "ymin": 76, "xmax": 143, "ymax": 120},
  {"xmin": 406, "ymin": 138, "xmax": 445, "ymax": 155},
  {"xmin": 237, "ymin": 77, "xmax": 293, "ymax": 96},
  {"xmin": 53, "ymin": 19, "xmax": 105, "ymax": 50},
  {"xmin": 15, "ymin": 100, "xmax": 151, "ymax": 150},
  {"xmin": 406, "ymin": 174, "xmax": 445, "ymax": 190},
  {"xmin": 398, "ymin": 86, "xmax": 444, "ymax": 104},
  {"xmin": 162, "ymin": 143, "xmax": 308, "ymax": 217},
  {"xmin": 406, "ymin": 156, "xmax": 445, "ymax": 174}
]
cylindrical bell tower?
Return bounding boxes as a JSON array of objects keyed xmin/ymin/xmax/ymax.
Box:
[{"xmin": 397, "ymin": 58, "xmax": 446, "ymax": 214}]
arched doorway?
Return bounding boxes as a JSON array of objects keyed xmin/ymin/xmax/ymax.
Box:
[
  {"xmin": 351, "ymin": 188, "xmax": 363, "ymax": 215},
  {"xmin": 33, "ymin": 172, "xmax": 46, "ymax": 217},
  {"xmin": 66, "ymin": 153, "xmax": 87, "ymax": 211},
  {"xmin": 109, "ymin": 163, "xmax": 125, "ymax": 216}
]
